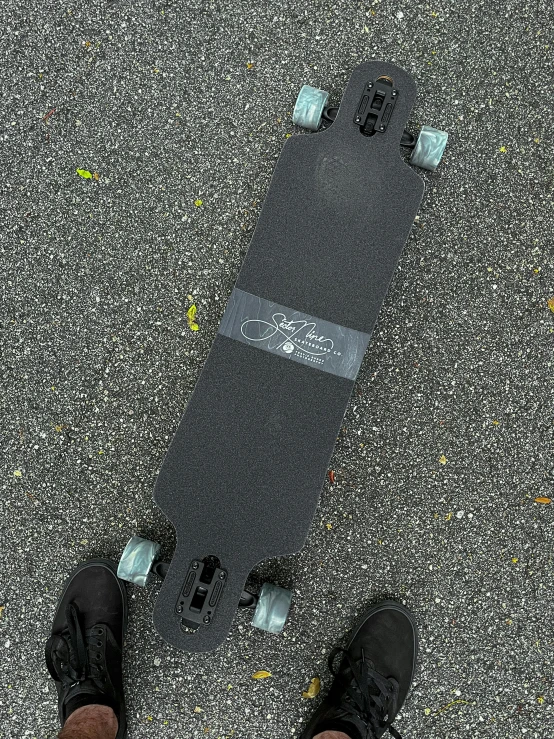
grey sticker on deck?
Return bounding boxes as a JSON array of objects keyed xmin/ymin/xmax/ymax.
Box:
[{"xmin": 218, "ymin": 288, "xmax": 370, "ymax": 380}]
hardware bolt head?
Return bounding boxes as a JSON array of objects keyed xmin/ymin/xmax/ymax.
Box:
[
  {"xmin": 177, "ymin": 606, "xmax": 183, "ymax": 614},
  {"xmin": 203, "ymin": 615, "xmax": 211, "ymax": 624},
  {"xmin": 368, "ymin": 83, "xmax": 373, "ymax": 88},
  {"xmin": 380, "ymin": 125, "xmax": 385, "ymax": 131},
  {"xmin": 355, "ymin": 116, "xmax": 361, "ymax": 122},
  {"xmin": 192, "ymin": 562, "xmax": 199, "ymax": 570},
  {"xmin": 392, "ymin": 90, "xmax": 397, "ymax": 97},
  {"xmin": 219, "ymin": 572, "xmax": 226, "ymax": 580}
]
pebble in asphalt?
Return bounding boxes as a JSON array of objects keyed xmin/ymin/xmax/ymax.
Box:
[{"xmin": 1, "ymin": 1, "xmax": 553, "ymax": 738}]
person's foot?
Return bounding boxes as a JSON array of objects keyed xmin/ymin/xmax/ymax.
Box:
[
  {"xmin": 300, "ymin": 601, "xmax": 418, "ymax": 739},
  {"xmin": 45, "ymin": 559, "xmax": 127, "ymax": 738}
]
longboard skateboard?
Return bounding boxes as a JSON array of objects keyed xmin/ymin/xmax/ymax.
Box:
[{"xmin": 117, "ymin": 61, "xmax": 447, "ymax": 652}]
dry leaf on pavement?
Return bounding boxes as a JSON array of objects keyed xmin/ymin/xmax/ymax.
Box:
[
  {"xmin": 302, "ymin": 677, "xmax": 321, "ymax": 699},
  {"xmin": 252, "ymin": 670, "xmax": 272, "ymax": 680}
]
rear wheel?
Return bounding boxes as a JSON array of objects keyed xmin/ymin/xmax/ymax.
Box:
[
  {"xmin": 251, "ymin": 582, "xmax": 292, "ymax": 633},
  {"xmin": 410, "ymin": 125, "xmax": 448, "ymax": 171},
  {"xmin": 117, "ymin": 535, "xmax": 161, "ymax": 587},
  {"xmin": 292, "ymin": 85, "xmax": 329, "ymax": 131}
]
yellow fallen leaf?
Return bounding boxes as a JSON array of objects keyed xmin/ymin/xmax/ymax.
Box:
[
  {"xmin": 535, "ymin": 497, "xmax": 551, "ymax": 505},
  {"xmin": 512, "ymin": 557, "xmax": 519, "ymax": 563},
  {"xmin": 93, "ymin": 171, "xmax": 100, "ymax": 181},
  {"xmin": 194, "ymin": 199, "xmax": 203, "ymax": 207},
  {"xmin": 247, "ymin": 62, "xmax": 254, "ymax": 69},
  {"xmin": 439, "ymin": 455, "xmax": 447, "ymax": 465},
  {"xmin": 13, "ymin": 470, "xmax": 22, "ymax": 478},
  {"xmin": 0, "ymin": 605, "xmax": 5, "ymax": 618},
  {"xmin": 194, "ymin": 706, "xmax": 203, "ymax": 713},
  {"xmin": 436, "ymin": 699, "xmax": 471, "ymax": 714},
  {"xmin": 187, "ymin": 304, "xmax": 199, "ymax": 332},
  {"xmin": 76, "ymin": 168, "xmax": 93, "ymax": 179},
  {"xmin": 547, "ymin": 297, "xmax": 554, "ymax": 313},
  {"xmin": 498, "ymin": 146, "xmax": 507, "ymax": 153},
  {"xmin": 538, "ymin": 696, "xmax": 545, "ymax": 705},
  {"xmin": 325, "ymin": 523, "xmax": 333, "ymax": 530},
  {"xmin": 252, "ymin": 670, "xmax": 272, "ymax": 679},
  {"xmin": 534, "ymin": 138, "xmax": 540, "ymax": 144},
  {"xmin": 54, "ymin": 424, "xmax": 63, "ymax": 432},
  {"xmin": 492, "ymin": 420, "xmax": 500, "ymax": 426},
  {"xmin": 302, "ymin": 677, "xmax": 321, "ymax": 699},
  {"xmin": 424, "ymin": 708, "xmax": 431, "ymax": 715},
  {"xmin": 445, "ymin": 512, "xmax": 453, "ymax": 521}
]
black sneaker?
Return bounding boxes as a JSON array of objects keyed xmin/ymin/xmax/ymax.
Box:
[
  {"xmin": 45, "ymin": 559, "xmax": 127, "ymax": 738},
  {"xmin": 300, "ymin": 601, "xmax": 418, "ymax": 739}
]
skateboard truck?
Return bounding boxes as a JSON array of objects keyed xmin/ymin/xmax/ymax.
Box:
[
  {"xmin": 175, "ymin": 557, "xmax": 227, "ymax": 629},
  {"xmin": 150, "ymin": 558, "xmax": 259, "ymax": 628},
  {"xmin": 321, "ymin": 78, "xmax": 412, "ymax": 144},
  {"xmin": 116, "ymin": 534, "xmax": 289, "ymax": 639},
  {"xmin": 323, "ymin": 101, "xmax": 417, "ymax": 148},
  {"xmin": 353, "ymin": 76, "xmax": 398, "ymax": 135},
  {"xmin": 294, "ymin": 71, "xmax": 447, "ymax": 171}
]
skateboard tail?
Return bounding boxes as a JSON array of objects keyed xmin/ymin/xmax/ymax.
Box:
[{"xmin": 152, "ymin": 540, "xmax": 256, "ymax": 652}]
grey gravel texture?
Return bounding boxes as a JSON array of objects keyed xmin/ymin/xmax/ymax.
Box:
[{"xmin": 1, "ymin": 1, "xmax": 554, "ymax": 738}]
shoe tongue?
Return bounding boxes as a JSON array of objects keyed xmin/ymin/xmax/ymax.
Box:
[{"xmin": 65, "ymin": 679, "xmax": 99, "ymax": 703}]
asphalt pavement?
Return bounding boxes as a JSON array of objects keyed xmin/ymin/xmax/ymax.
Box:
[{"xmin": 1, "ymin": 1, "xmax": 553, "ymax": 737}]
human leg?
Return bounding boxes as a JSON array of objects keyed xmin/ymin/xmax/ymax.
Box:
[{"xmin": 58, "ymin": 704, "xmax": 118, "ymax": 739}]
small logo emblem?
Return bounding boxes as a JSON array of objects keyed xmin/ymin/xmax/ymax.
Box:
[{"xmin": 282, "ymin": 341, "xmax": 295, "ymax": 354}]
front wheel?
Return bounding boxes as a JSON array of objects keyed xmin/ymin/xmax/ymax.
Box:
[
  {"xmin": 292, "ymin": 85, "xmax": 329, "ymax": 131},
  {"xmin": 410, "ymin": 125, "xmax": 448, "ymax": 171},
  {"xmin": 251, "ymin": 582, "xmax": 292, "ymax": 633},
  {"xmin": 117, "ymin": 535, "xmax": 161, "ymax": 587}
]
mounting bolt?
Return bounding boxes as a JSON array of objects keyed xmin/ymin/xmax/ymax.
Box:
[
  {"xmin": 177, "ymin": 606, "xmax": 183, "ymax": 614},
  {"xmin": 192, "ymin": 562, "xmax": 199, "ymax": 570},
  {"xmin": 380, "ymin": 125, "xmax": 385, "ymax": 131},
  {"xmin": 368, "ymin": 82, "xmax": 373, "ymax": 88},
  {"xmin": 219, "ymin": 572, "xmax": 226, "ymax": 580},
  {"xmin": 355, "ymin": 116, "xmax": 361, "ymax": 123},
  {"xmin": 392, "ymin": 90, "xmax": 397, "ymax": 97},
  {"xmin": 203, "ymin": 615, "xmax": 211, "ymax": 624}
]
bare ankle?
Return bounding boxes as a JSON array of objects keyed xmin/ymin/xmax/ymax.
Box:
[{"xmin": 58, "ymin": 704, "xmax": 118, "ymax": 739}]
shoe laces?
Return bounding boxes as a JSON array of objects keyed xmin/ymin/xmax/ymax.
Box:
[
  {"xmin": 328, "ymin": 647, "xmax": 402, "ymax": 739},
  {"xmin": 46, "ymin": 603, "xmax": 107, "ymax": 688}
]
